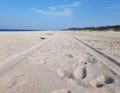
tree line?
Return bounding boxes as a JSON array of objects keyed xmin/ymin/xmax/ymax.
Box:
[{"xmin": 63, "ymin": 25, "xmax": 120, "ymax": 31}]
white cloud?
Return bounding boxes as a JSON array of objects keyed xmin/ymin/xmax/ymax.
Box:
[
  {"xmin": 31, "ymin": 1, "xmax": 81, "ymax": 16},
  {"xmin": 65, "ymin": 0, "xmax": 69, "ymax": 1},
  {"xmin": 48, "ymin": 6, "xmax": 56, "ymax": 11},
  {"xmin": 106, "ymin": 7, "xmax": 113, "ymax": 9},
  {"xmin": 31, "ymin": 7, "xmax": 72, "ymax": 16},
  {"xmin": 61, "ymin": 1, "xmax": 81, "ymax": 8},
  {"xmin": 106, "ymin": 6, "xmax": 118, "ymax": 9}
]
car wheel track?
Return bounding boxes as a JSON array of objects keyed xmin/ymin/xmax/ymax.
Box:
[
  {"xmin": 0, "ymin": 35, "xmax": 55, "ymax": 77},
  {"xmin": 70, "ymin": 35, "xmax": 120, "ymax": 77}
]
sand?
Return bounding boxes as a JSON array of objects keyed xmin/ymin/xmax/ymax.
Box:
[{"xmin": 0, "ymin": 31, "xmax": 120, "ymax": 93}]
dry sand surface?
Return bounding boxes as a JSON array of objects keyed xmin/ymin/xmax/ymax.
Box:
[{"xmin": 0, "ymin": 31, "xmax": 120, "ymax": 93}]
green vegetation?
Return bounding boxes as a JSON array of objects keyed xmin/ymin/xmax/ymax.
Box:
[{"xmin": 63, "ymin": 25, "xmax": 120, "ymax": 31}]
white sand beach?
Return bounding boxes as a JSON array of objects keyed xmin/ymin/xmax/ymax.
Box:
[{"xmin": 0, "ymin": 31, "xmax": 120, "ymax": 93}]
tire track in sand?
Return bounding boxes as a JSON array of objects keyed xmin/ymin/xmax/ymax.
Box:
[
  {"xmin": 71, "ymin": 35, "xmax": 120, "ymax": 77},
  {"xmin": 0, "ymin": 35, "xmax": 55, "ymax": 77}
]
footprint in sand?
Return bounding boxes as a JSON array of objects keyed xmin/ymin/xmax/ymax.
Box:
[
  {"xmin": 51, "ymin": 89, "xmax": 71, "ymax": 93},
  {"xmin": 0, "ymin": 73, "xmax": 27, "ymax": 88},
  {"xmin": 89, "ymin": 75, "xmax": 114, "ymax": 88},
  {"xmin": 57, "ymin": 69, "xmax": 73, "ymax": 78},
  {"xmin": 57, "ymin": 67, "xmax": 87, "ymax": 86},
  {"xmin": 73, "ymin": 67, "xmax": 87, "ymax": 80}
]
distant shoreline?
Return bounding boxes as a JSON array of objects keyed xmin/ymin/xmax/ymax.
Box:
[{"xmin": 0, "ymin": 29, "xmax": 43, "ymax": 32}]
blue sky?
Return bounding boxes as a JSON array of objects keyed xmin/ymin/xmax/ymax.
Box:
[{"xmin": 0, "ymin": 0, "xmax": 120, "ymax": 30}]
